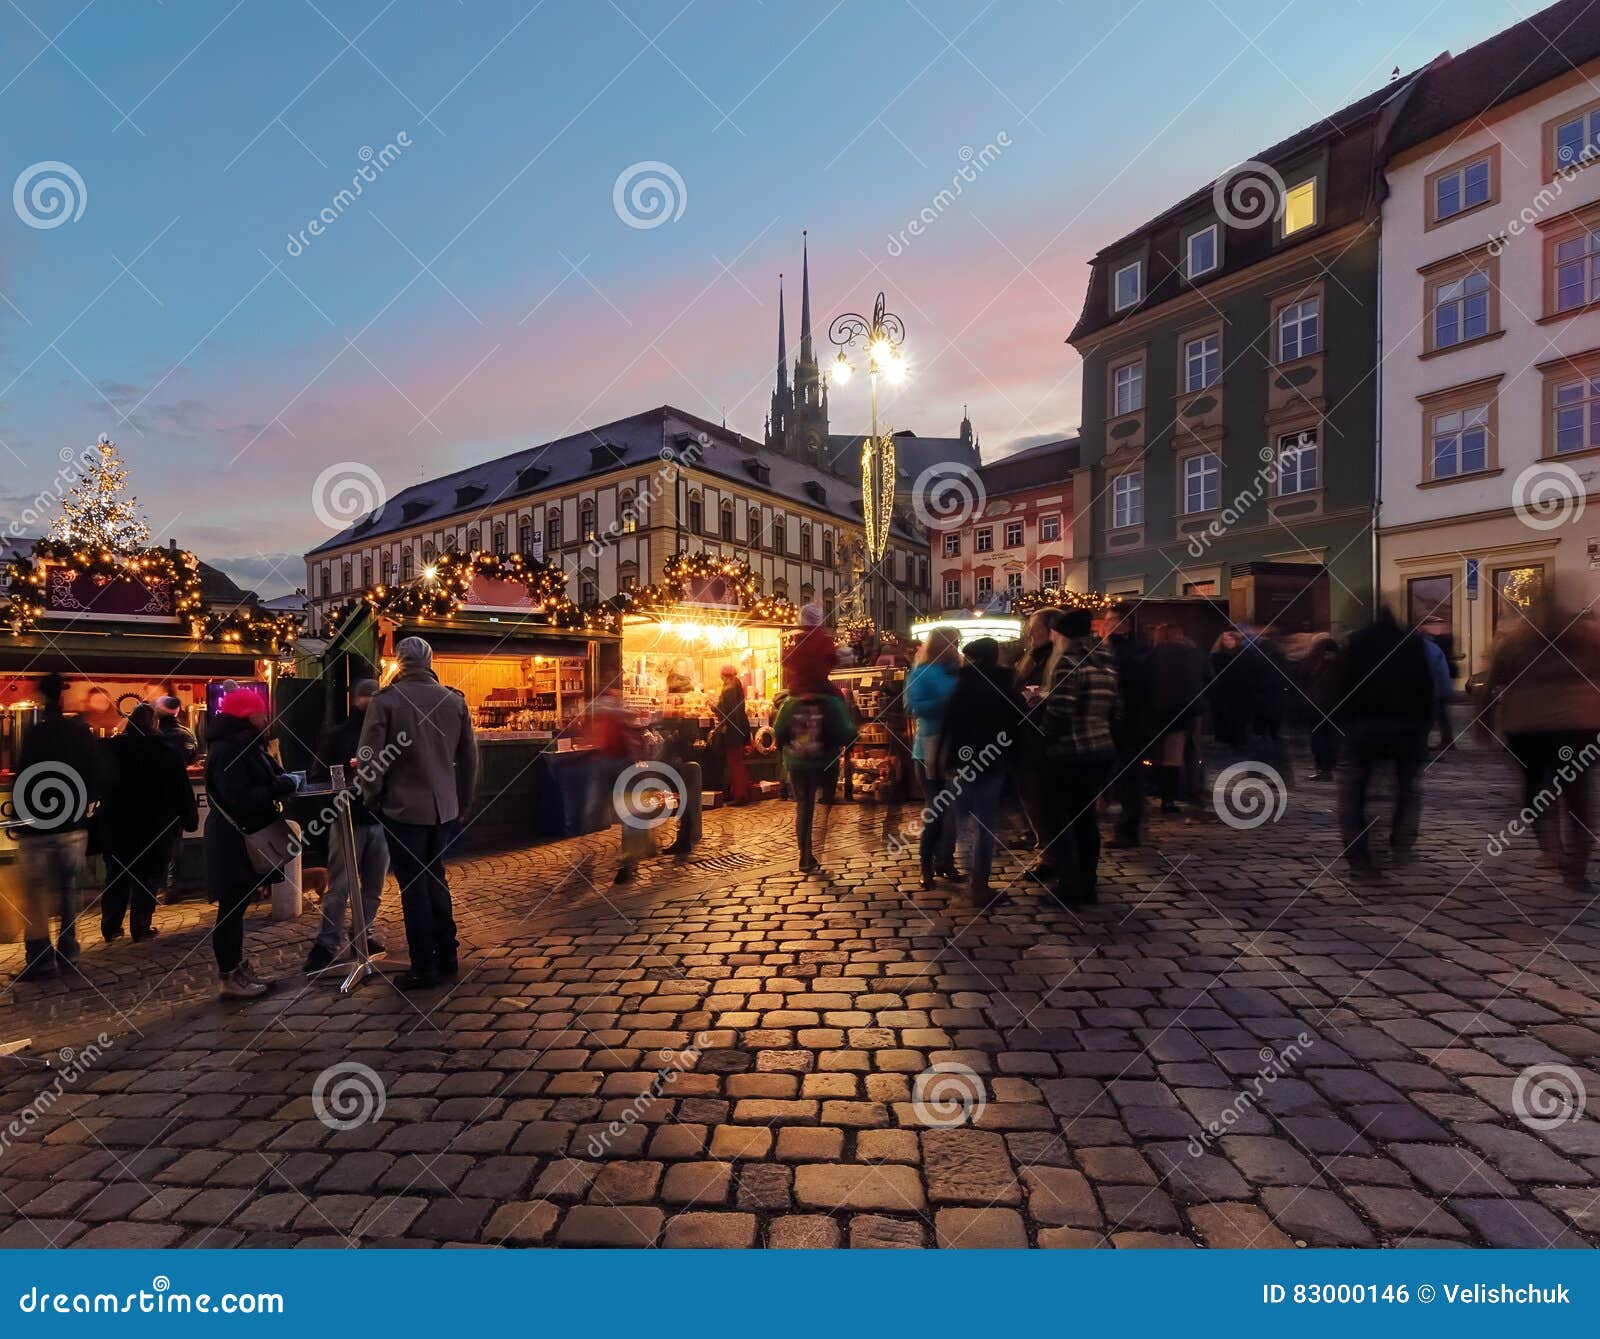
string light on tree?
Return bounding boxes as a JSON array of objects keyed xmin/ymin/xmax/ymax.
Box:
[{"xmin": 48, "ymin": 434, "xmax": 151, "ymax": 553}]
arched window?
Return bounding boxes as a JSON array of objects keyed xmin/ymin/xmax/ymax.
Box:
[
  {"xmin": 579, "ymin": 567, "xmax": 599, "ymax": 605},
  {"xmin": 618, "ymin": 561, "xmax": 639, "ymax": 591},
  {"xmin": 719, "ymin": 501, "xmax": 734, "ymax": 541},
  {"xmin": 401, "ymin": 551, "xmax": 414, "ymax": 580},
  {"xmin": 688, "ymin": 493, "xmax": 703, "ymax": 534},
  {"xmin": 547, "ymin": 509, "xmax": 563, "ymax": 548},
  {"xmin": 580, "ymin": 500, "xmax": 597, "ymax": 542},
  {"xmin": 361, "ymin": 557, "xmax": 373, "ymax": 585},
  {"xmin": 422, "ymin": 540, "xmax": 436, "ymax": 562},
  {"xmin": 341, "ymin": 561, "xmax": 352, "ymax": 591},
  {"xmin": 380, "ymin": 553, "xmax": 392, "ymax": 584},
  {"xmin": 748, "ymin": 507, "xmax": 762, "ymax": 546},
  {"xmin": 773, "ymin": 578, "xmax": 788, "ymax": 599},
  {"xmin": 800, "ymin": 524, "xmax": 813, "ymax": 562},
  {"xmin": 620, "ymin": 492, "xmax": 638, "ymax": 533},
  {"xmin": 823, "ymin": 533, "xmax": 834, "ymax": 568},
  {"xmin": 444, "ymin": 533, "xmax": 459, "ymax": 551},
  {"xmin": 800, "ymin": 582, "xmax": 815, "ymax": 602},
  {"xmin": 492, "ymin": 523, "xmax": 507, "ymax": 556},
  {"xmin": 518, "ymin": 516, "xmax": 533, "ymax": 552},
  {"xmin": 467, "ymin": 527, "xmax": 481, "ymax": 551},
  {"xmin": 824, "ymin": 593, "xmax": 835, "ymax": 623}
]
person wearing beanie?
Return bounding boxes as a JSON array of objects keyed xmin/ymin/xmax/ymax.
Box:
[
  {"xmin": 203, "ymin": 688, "xmax": 295, "ymax": 999},
  {"xmin": 357, "ymin": 635, "xmax": 478, "ymax": 990},
  {"xmin": 305, "ymin": 677, "xmax": 390, "ymax": 973},
  {"xmin": 11, "ymin": 673, "xmax": 106, "ymax": 984},
  {"xmin": 783, "ymin": 607, "xmax": 839, "ymax": 697},
  {"xmin": 711, "ymin": 666, "xmax": 753, "ymax": 805}
]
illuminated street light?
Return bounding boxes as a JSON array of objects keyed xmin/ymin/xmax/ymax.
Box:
[{"xmin": 828, "ymin": 291, "xmax": 907, "ymax": 568}]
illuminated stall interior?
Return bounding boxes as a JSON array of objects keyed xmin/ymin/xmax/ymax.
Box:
[{"xmin": 620, "ymin": 614, "xmax": 783, "ymax": 728}]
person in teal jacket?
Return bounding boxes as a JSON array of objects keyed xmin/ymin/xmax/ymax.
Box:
[
  {"xmin": 775, "ymin": 689, "xmax": 858, "ymax": 873},
  {"xmin": 905, "ymin": 627, "xmax": 962, "ymax": 884}
]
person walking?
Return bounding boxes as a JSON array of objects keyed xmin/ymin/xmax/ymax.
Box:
[
  {"xmin": 1300, "ymin": 634, "xmax": 1344, "ymax": 780},
  {"xmin": 99, "ymin": 703, "xmax": 197, "ymax": 943},
  {"xmin": 1421, "ymin": 632, "xmax": 1454, "ymax": 751},
  {"xmin": 1039, "ymin": 609, "xmax": 1119, "ymax": 905},
  {"xmin": 12, "ymin": 673, "xmax": 105, "ymax": 983},
  {"xmin": 1482, "ymin": 600, "xmax": 1600, "ymax": 889},
  {"xmin": 1147, "ymin": 622, "xmax": 1206, "ymax": 816},
  {"xmin": 151, "ymin": 694, "xmax": 198, "ymax": 898},
  {"xmin": 1421, "ymin": 616, "xmax": 1457, "ymax": 749},
  {"xmin": 906, "ymin": 628, "xmax": 962, "ymax": 884},
  {"xmin": 1102, "ymin": 613, "xmax": 1152, "ymax": 848},
  {"xmin": 937, "ymin": 637, "xmax": 1022, "ymax": 904},
  {"xmin": 204, "ymin": 688, "xmax": 296, "ymax": 999},
  {"xmin": 711, "ymin": 666, "xmax": 753, "ymax": 805},
  {"xmin": 305, "ymin": 678, "xmax": 390, "ymax": 973},
  {"xmin": 656, "ymin": 709, "xmax": 703, "ymax": 858},
  {"xmin": 1336, "ymin": 607, "xmax": 1434, "ymax": 875},
  {"xmin": 357, "ymin": 637, "xmax": 478, "ymax": 990},
  {"xmin": 774, "ymin": 681, "xmax": 857, "ymax": 874},
  {"xmin": 1206, "ymin": 629, "xmax": 1248, "ymax": 749},
  {"xmin": 1012, "ymin": 610, "xmax": 1054, "ymax": 853}
]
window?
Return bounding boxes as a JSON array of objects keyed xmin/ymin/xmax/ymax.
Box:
[
  {"xmin": 619, "ymin": 493, "xmax": 637, "ymax": 534},
  {"xmin": 1276, "ymin": 428, "xmax": 1319, "ymax": 494},
  {"xmin": 444, "ymin": 533, "xmax": 459, "ymax": 551},
  {"xmin": 467, "ymin": 528, "xmax": 480, "ymax": 551},
  {"xmin": 1111, "ymin": 470, "xmax": 1143, "ymax": 529},
  {"xmin": 422, "ymin": 541, "xmax": 435, "ymax": 562},
  {"xmin": 1407, "ymin": 575, "xmax": 1454, "ymax": 633},
  {"xmin": 1282, "ymin": 178, "xmax": 1316, "ymax": 235},
  {"xmin": 687, "ymin": 496, "xmax": 702, "ymax": 534},
  {"xmin": 1186, "ymin": 224, "xmax": 1218, "ymax": 279},
  {"xmin": 943, "ymin": 577, "xmax": 962, "ymax": 608},
  {"xmin": 1112, "ymin": 359, "xmax": 1144, "ymax": 416},
  {"xmin": 341, "ymin": 561, "xmax": 352, "ymax": 591},
  {"xmin": 974, "ymin": 527, "xmax": 993, "ymax": 553},
  {"xmin": 1432, "ymin": 156, "xmax": 1492, "ymax": 222},
  {"xmin": 1005, "ymin": 572, "xmax": 1024, "ymax": 600},
  {"xmin": 400, "ymin": 552, "xmax": 412, "ymax": 580},
  {"xmin": 546, "ymin": 510, "xmax": 562, "ymax": 548},
  {"xmin": 1040, "ymin": 564, "xmax": 1061, "ymax": 588},
  {"xmin": 1277, "ymin": 298, "xmax": 1320, "ymax": 361},
  {"xmin": 518, "ymin": 519, "xmax": 533, "ymax": 551},
  {"xmin": 1181, "ymin": 579, "xmax": 1217, "ymax": 596},
  {"xmin": 976, "ymin": 575, "xmax": 994, "ymax": 601},
  {"xmin": 1113, "ymin": 260, "xmax": 1142, "ymax": 311},
  {"xmin": 800, "ymin": 525, "xmax": 813, "ymax": 561},
  {"xmin": 748, "ymin": 507, "xmax": 762, "ymax": 546},
  {"xmin": 492, "ymin": 523, "xmax": 507, "ymax": 556},
  {"xmin": 1004, "ymin": 520, "xmax": 1023, "ymax": 547},
  {"xmin": 1183, "ymin": 332, "xmax": 1221, "ymax": 391},
  {"xmin": 1552, "ymin": 372, "xmax": 1600, "ymax": 454},
  {"xmin": 1553, "ymin": 228, "xmax": 1600, "ymax": 312},
  {"xmin": 1182, "ymin": 453, "xmax": 1220, "ymax": 514},
  {"xmin": 380, "ymin": 554, "xmax": 392, "ymax": 583},
  {"xmin": 1552, "ymin": 103, "xmax": 1600, "ymax": 173},
  {"xmin": 618, "ymin": 562, "xmax": 639, "ymax": 591},
  {"xmin": 1492, "ymin": 565, "xmax": 1545, "ymax": 632},
  {"xmin": 943, "ymin": 532, "xmax": 961, "ymax": 558},
  {"xmin": 1040, "ymin": 513, "xmax": 1061, "ymax": 543},
  {"xmin": 823, "ymin": 534, "xmax": 834, "ymax": 567},
  {"xmin": 1430, "ymin": 404, "xmax": 1490, "ymax": 478},
  {"xmin": 580, "ymin": 573, "xmax": 598, "ymax": 605},
  {"xmin": 719, "ymin": 502, "xmax": 734, "ymax": 541},
  {"xmin": 1432, "ymin": 270, "xmax": 1490, "ymax": 348}
]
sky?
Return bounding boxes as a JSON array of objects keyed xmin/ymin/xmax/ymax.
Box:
[{"xmin": 0, "ymin": 0, "xmax": 1533, "ymax": 595}]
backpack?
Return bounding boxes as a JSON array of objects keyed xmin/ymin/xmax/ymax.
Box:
[{"xmin": 787, "ymin": 699, "xmax": 829, "ymax": 763}]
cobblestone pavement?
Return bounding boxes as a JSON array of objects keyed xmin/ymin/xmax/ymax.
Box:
[{"xmin": 3, "ymin": 744, "xmax": 1600, "ymax": 1250}]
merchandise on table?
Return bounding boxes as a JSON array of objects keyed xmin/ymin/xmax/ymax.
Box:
[{"xmin": 828, "ymin": 663, "xmax": 913, "ymax": 802}]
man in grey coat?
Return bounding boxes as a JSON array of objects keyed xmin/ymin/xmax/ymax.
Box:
[{"xmin": 358, "ymin": 637, "xmax": 478, "ymax": 990}]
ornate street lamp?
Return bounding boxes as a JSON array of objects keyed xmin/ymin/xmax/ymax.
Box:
[{"xmin": 828, "ymin": 292, "xmax": 906, "ymax": 565}]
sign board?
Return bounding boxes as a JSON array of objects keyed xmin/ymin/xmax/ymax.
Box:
[
  {"xmin": 679, "ymin": 573, "xmax": 742, "ymax": 610},
  {"xmin": 464, "ymin": 574, "xmax": 543, "ymax": 615},
  {"xmin": 1589, "ymin": 537, "xmax": 1599, "ymax": 571},
  {"xmin": 1466, "ymin": 558, "xmax": 1480, "ymax": 600},
  {"xmin": 41, "ymin": 562, "xmax": 179, "ymax": 624}
]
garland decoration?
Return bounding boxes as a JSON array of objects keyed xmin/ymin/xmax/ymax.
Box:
[
  {"xmin": 6, "ymin": 539, "xmax": 204, "ymax": 634},
  {"xmin": 1011, "ymin": 587, "xmax": 1123, "ymax": 616},
  {"xmin": 860, "ymin": 430, "xmax": 896, "ymax": 563},
  {"xmin": 612, "ymin": 552, "xmax": 796, "ymax": 623}
]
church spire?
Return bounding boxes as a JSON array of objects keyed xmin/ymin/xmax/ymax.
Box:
[
  {"xmin": 776, "ymin": 273, "xmax": 787, "ymax": 389},
  {"xmin": 799, "ymin": 230, "xmax": 813, "ymax": 365}
]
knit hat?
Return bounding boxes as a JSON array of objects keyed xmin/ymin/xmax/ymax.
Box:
[
  {"xmin": 799, "ymin": 601, "xmax": 825, "ymax": 628},
  {"xmin": 395, "ymin": 635, "xmax": 433, "ymax": 667},
  {"xmin": 153, "ymin": 695, "xmax": 181, "ymax": 717},
  {"xmin": 352, "ymin": 678, "xmax": 380, "ymax": 700},
  {"xmin": 218, "ymin": 688, "xmax": 268, "ymax": 719}
]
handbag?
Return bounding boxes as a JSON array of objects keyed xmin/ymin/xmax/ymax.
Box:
[{"xmin": 206, "ymin": 757, "xmax": 300, "ymax": 877}]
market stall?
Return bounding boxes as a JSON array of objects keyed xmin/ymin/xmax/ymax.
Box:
[
  {"xmin": 828, "ymin": 661, "xmax": 912, "ymax": 803},
  {"xmin": 320, "ymin": 550, "xmax": 620, "ymax": 843}
]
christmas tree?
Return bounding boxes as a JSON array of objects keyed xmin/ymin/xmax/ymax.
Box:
[{"xmin": 48, "ymin": 434, "xmax": 151, "ymax": 553}]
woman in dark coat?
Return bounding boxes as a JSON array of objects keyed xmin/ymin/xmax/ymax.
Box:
[
  {"xmin": 204, "ymin": 689, "xmax": 296, "ymax": 999},
  {"xmin": 99, "ymin": 703, "xmax": 197, "ymax": 942},
  {"xmin": 712, "ymin": 667, "xmax": 753, "ymax": 805},
  {"xmin": 1207, "ymin": 629, "xmax": 1248, "ymax": 748}
]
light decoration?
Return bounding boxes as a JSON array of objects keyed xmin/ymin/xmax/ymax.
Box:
[
  {"xmin": 49, "ymin": 434, "xmax": 151, "ymax": 552},
  {"xmin": 829, "ymin": 291, "xmax": 906, "ymax": 565},
  {"xmin": 1011, "ymin": 587, "xmax": 1124, "ymax": 616},
  {"xmin": 612, "ymin": 552, "xmax": 796, "ymax": 624},
  {"xmin": 860, "ymin": 432, "xmax": 896, "ymax": 571}
]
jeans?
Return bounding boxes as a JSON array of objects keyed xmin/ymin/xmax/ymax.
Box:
[
  {"xmin": 668, "ymin": 760, "xmax": 702, "ymax": 850},
  {"xmin": 1508, "ymin": 731, "xmax": 1595, "ymax": 875},
  {"xmin": 102, "ymin": 830, "xmax": 176, "ymax": 939},
  {"xmin": 952, "ymin": 770, "xmax": 1005, "ymax": 892},
  {"xmin": 19, "ymin": 829, "xmax": 87, "ymax": 957},
  {"xmin": 317, "ymin": 820, "xmax": 389, "ymax": 952},
  {"xmin": 1339, "ymin": 724, "xmax": 1427, "ymax": 860},
  {"xmin": 1041, "ymin": 755, "xmax": 1113, "ymax": 900},
  {"xmin": 791, "ymin": 767, "xmax": 824, "ymax": 863},
  {"xmin": 383, "ymin": 817, "xmax": 461, "ymax": 975},
  {"xmin": 915, "ymin": 761, "xmax": 958, "ymax": 875}
]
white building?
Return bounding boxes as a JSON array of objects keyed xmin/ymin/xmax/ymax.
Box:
[{"xmin": 1379, "ymin": 2, "xmax": 1600, "ymax": 678}]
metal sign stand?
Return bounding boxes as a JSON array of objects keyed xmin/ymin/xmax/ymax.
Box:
[{"xmin": 305, "ymin": 789, "xmax": 375, "ymax": 995}]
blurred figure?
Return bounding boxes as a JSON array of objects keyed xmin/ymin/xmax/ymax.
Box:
[
  {"xmin": 151, "ymin": 695, "xmax": 198, "ymax": 900},
  {"xmin": 936, "ymin": 638, "xmax": 1022, "ymax": 904},
  {"xmin": 306, "ymin": 678, "xmax": 389, "ymax": 973},
  {"xmin": 1482, "ymin": 601, "xmax": 1600, "ymax": 889},
  {"xmin": 783, "ymin": 601, "xmax": 839, "ymax": 694},
  {"xmin": 1012, "ymin": 610, "xmax": 1056, "ymax": 855},
  {"xmin": 656, "ymin": 709, "xmax": 703, "ymax": 858},
  {"xmin": 1040, "ymin": 609, "xmax": 1119, "ymax": 905},
  {"xmin": 775, "ymin": 680, "xmax": 858, "ymax": 874},
  {"xmin": 1146, "ymin": 622, "xmax": 1205, "ymax": 815},
  {"xmin": 1103, "ymin": 613, "xmax": 1151, "ymax": 850},
  {"xmin": 1207, "ymin": 629, "xmax": 1248, "ymax": 748},
  {"xmin": 13, "ymin": 673, "xmax": 105, "ymax": 983},
  {"xmin": 100, "ymin": 703, "xmax": 197, "ymax": 944},
  {"xmin": 1421, "ymin": 616, "xmax": 1458, "ymax": 749},
  {"xmin": 711, "ymin": 666, "xmax": 752, "ymax": 805},
  {"xmin": 585, "ymin": 689, "xmax": 649, "ymax": 884},
  {"xmin": 1336, "ymin": 608, "xmax": 1434, "ymax": 875},
  {"xmin": 1240, "ymin": 627, "xmax": 1293, "ymax": 782},
  {"xmin": 1421, "ymin": 631, "xmax": 1454, "ymax": 751},
  {"xmin": 1300, "ymin": 634, "xmax": 1344, "ymax": 780},
  {"xmin": 906, "ymin": 628, "xmax": 962, "ymax": 884}
]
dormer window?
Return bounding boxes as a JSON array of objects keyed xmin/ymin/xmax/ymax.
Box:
[
  {"xmin": 1112, "ymin": 260, "xmax": 1143, "ymax": 312},
  {"xmin": 1186, "ymin": 224, "xmax": 1219, "ymax": 279},
  {"xmin": 1282, "ymin": 178, "xmax": 1317, "ymax": 237}
]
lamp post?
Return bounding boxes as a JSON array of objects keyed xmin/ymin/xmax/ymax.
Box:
[{"xmin": 828, "ymin": 294, "xmax": 906, "ymax": 627}]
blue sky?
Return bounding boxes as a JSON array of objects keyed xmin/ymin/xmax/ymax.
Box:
[{"xmin": 0, "ymin": 0, "xmax": 1528, "ymax": 594}]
